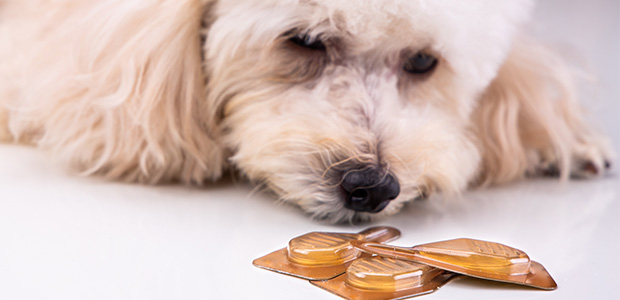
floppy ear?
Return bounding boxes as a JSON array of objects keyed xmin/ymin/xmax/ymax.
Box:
[
  {"xmin": 472, "ymin": 37, "xmax": 610, "ymax": 185},
  {"xmin": 14, "ymin": 0, "xmax": 224, "ymax": 184}
]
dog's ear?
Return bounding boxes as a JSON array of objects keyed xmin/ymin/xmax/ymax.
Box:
[
  {"xmin": 472, "ymin": 37, "xmax": 604, "ymax": 185},
  {"xmin": 25, "ymin": 0, "xmax": 225, "ymax": 184}
]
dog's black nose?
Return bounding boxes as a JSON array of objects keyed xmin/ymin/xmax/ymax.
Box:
[{"xmin": 341, "ymin": 168, "xmax": 400, "ymax": 213}]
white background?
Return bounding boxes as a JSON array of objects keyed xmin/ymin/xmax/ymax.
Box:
[{"xmin": 1, "ymin": 0, "xmax": 618, "ymax": 299}]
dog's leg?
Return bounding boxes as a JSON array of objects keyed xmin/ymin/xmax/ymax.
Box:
[
  {"xmin": 0, "ymin": 0, "xmax": 225, "ymax": 184},
  {"xmin": 0, "ymin": 107, "xmax": 11, "ymax": 143},
  {"xmin": 473, "ymin": 37, "xmax": 614, "ymax": 185}
]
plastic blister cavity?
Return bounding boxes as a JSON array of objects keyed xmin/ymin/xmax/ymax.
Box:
[
  {"xmin": 350, "ymin": 238, "xmax": 557, "ymax": 290},
  {"xmin": 311, "ymin": 256, "xmax": 456, "ymax": 300},
  {"xmin": 253, "ymin": 226, "xmax": 401, "ymax": 280}
]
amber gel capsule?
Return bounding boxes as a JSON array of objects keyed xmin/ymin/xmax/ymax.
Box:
[
  {"xmin": 351, "ymin": 238, "xmax": 557, "ymax": 290},
  {"xmin": 311, "ymin": 256, "xmax": 456, "ymax": 300},
  {"xmin": 345, "ymin": 257, "xmax": 444, "ymax": 292},
  {"xmin": 253, "ymin": 226, "xmax": 400, "ymax": 280},
  {"xmin": 415, "ymin": 238, "xmax": 531, "ymax": 275},
  {"xmin": 287, "ymin": 227, "xmax": 399, "ymax": 266}
]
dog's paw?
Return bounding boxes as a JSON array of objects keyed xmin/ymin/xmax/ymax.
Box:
[
  {"xmin": 528, "ymin": 138, "xmax": 614, "ymax": 179},
  {"xmin": 569, "ymin": 143, "xmax": 614, "ymax": 179}
]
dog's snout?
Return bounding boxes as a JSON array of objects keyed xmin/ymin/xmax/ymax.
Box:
[{"xmin": 341, "ymin": 168, "xmax": 400, "ymax": 213}]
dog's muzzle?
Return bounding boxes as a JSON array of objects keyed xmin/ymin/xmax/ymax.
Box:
[{"xmin": 340, "ymin": 168, "xmax": 400, "ymax": 213}]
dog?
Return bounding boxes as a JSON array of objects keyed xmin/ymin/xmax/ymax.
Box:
[{"xmin": 0, "ymin": 0, "xmax": 614, "ymax": 223}]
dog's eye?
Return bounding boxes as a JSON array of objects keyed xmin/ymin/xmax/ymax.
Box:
[
  {"xmin": 404, "ymin": 53, "xmax": 438, "ymax": 74},
  {"xmin": 288, "ymin": 34, "xmax": 326, "ymax": 51}
]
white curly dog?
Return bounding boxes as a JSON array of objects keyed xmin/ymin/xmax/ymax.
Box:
[{"xmin": 0, "ymin": 0, "xmax": 613, "ymax": 222}]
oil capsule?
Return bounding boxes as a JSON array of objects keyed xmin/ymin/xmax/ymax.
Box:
[
  {"xmin": 253, "ymin": 226, "xmax": 400, "ymax": 280},
  {"xmin": 312, "ymin": 256, "xmax": 456, "ymax": 300}
]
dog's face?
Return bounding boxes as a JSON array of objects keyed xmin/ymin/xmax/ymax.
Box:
[{"xmin": 204, "ymin": 0, "xmax": 534, "ymax": 222}]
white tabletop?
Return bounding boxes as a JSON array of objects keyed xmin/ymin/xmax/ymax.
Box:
[{"xmin": 1, "ymin": 0, "xmax": 618, "ymax": 299}]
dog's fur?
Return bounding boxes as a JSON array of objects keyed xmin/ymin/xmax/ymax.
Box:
[{"xmin": 0, "ymin": 0, "xmax": 613, "ymax": 222}]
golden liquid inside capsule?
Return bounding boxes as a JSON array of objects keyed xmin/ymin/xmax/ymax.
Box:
[
  {"xmin": 345, "ymin": 257, "xmax": 442, "ymax": 292},
  {"xmin": 415, "ymin": 239, "xmax": 531, "ymax": 275},
  {"xmin": 287, "ymin": 232, "xmax": 361, "ymax": 266}
]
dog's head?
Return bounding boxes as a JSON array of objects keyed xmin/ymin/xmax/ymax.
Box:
[
  {"xmin": 8, "ymin": 0, "xmax": 607, "ymax": 222},
  {"xmin": 51, "ymin": 0, "xmax": 533, "ymax": 222},
  {"xmin": 199, "ymin": 0, "xmax": 534, "ymax": 222}
]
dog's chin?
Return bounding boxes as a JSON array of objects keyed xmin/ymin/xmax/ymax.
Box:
[{"xmin": 298, "ymin": 192, "xmax": 419, "ymax": 224}]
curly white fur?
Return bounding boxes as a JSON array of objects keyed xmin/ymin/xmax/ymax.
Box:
[{"xmin": 0, "ymin": 0, "xmax": 613, "ymax": 223}]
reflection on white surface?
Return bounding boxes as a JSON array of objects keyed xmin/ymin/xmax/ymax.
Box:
[
  {"xmin": 0, "ymin": 148, "xmax": 618, "ymax": 300},
  {"xmin": 0, "ymin": 0, "xmax": 618, "ymax": 299}
]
